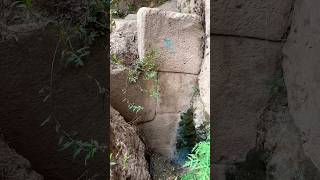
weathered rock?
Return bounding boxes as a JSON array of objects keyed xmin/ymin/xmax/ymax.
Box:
[
  {"xmin": 212, "ymin": 0, "xmax": 293, "ymax": 41},
  {"xmin": 110, "ymin": 19, "xmax": 138, "ymax": 66},
  {"xmin": 192, "ymin": 95, "xmax": 209, "ymax": 141},
  {"xmin": 140, "ymin": 113, "xmax": 180, "ymax": 158},
  {"xmin": 283, "ymin": 0, "xmax": 320, "ymax": 171},
  {"xmin": 110, "ymin": 67, "xmax": 156, "ymax": 123},
  {"xmin": 124, "ymin": 14, "xmax": 137, "ymax": 20},
  {"xmin": 157, "ymin": 72, "xmax": 197, "ymax": 113},
  {"xmin": 158, "ymin": 0, "xmax": 179, "ymax": 12},
  {"xmin": 137, "ymin": 7, "xmax": 204, "ymax": 74},
  {"xmin": 110, "ymin": 106, "xmax": 151, "ymax": 180},
  {"xmin": 0, "ymin": 136, "xmax": 43, "ymax": 180},
  {"xmin": 176, "ymin": 0, "xmax": 205, "ymax": 21},
  {"xmin": 198, "ymin": 0, "xmax": 210, "ymax": 116},
  {"xmin": 212, "ymin": 36, "xmax": 282, "ymax": 163}
]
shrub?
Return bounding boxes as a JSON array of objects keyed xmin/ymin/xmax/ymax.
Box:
[{"xmin": 181, "ymin": 140, "xmax": 210, "ymax": 180}]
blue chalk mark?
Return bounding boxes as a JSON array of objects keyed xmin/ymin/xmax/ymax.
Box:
[{"xmin": 164, "ymin": 38, "xmax": 173, "ymax": 49}]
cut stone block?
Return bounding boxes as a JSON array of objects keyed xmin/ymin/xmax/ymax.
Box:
[
  {"xmin": 212, "ymin": 35, "xmax": 283, "ymax": 163},
  {"xmin": 137, "ymin": 7, "xmax": 204, "ymax": 74},
  {"xmin": 212, "ymin": 0, "xmax": 293, "ymax": 41},
  {"xmin": 140, "ymin": 113, "xmax": 180, "ymax": 158},
  {"xmin": 157, "ymin": 72, "xmax": 197, "ymax": 113},
  {"xmin": 110, "ymin": 67, "xmax": 156, "ymax": 123},
  {"xmin": 158, "ymin": 0, "xmax": 179, "ymax": 12},
  {"xmin": 110, "ymin": 19, "xmax": 138, "ymax": 66},
  {"xmin": 283, "ymin": 0, "xmax": 320, "ymax": 170}
]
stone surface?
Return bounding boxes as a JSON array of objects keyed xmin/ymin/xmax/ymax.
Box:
[
  {"xmin": 110, "ymin": 67, "xmax": 156, "ymax": 123},
  {"xmin": 0, "ymin": 136, "xmax": 43, "ymax": 180},
  {"xmin": 212, "ymin": 0, "xmax": 293, "ymax": 41},
  {"xmin": 212, "ymin": 36, "xmax": 282, "ymax": 163},
  {"xmin": 140, "ymin": 113, "xmax": 180, "ymax": 158},
  {"xmin": 137, "ymin": 7, "xmax": 204, "ymax": 74},
  {"xmin": 157, "ymin": 72, "xmax": 197, "ymax": 113},
  {"xmin": 177, "ymin": 0, "xmax": 205, "ymax": 21},
  {"xmin": 283, "ymin": 0, "xmax": 320, "ymax": 171},
  {"xmin": 110, "ymin": 106, "xmax": 151, "ymax": 180},
  {"xmin": 124, "ymin": 14, "xmax": 137, "ymax": 20},
  {"xmin": 158, "ymin": 0, "xmax": 179, "ymax": 12},
  {"xmin": 198, "ymin": 0, "xmax": 210, "ymax": 116},
  {"xmin": 110, "ymin": 19, "xmax": 138, "ymax": 66}
]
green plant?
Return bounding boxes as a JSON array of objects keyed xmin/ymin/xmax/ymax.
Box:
[
  {"xmin": 181, "ymin": 140, "xmax": 210, "ymax": 180},
  {"xmin": 192, "ymin": 85, "xmax": 200, "ymax": 95},
  {"xmin": 40, "ymin": 116, "xmax": 106, "ymax": 165},
  {"xmin": 123, "ymin": 153, "xmax": 129, "ymax": 170},
  {"xmin": 128, "ymin": 103, "xmax": 144, "ymax": 113},
  {"xmin": 271, "ymin": 68, "xmax": 285, "ymax": 95},
  {"xmin": 14, "ymin": 0, "xmax": 33, "ymax": 9},
  {"xmin": 110, "ymin": 153, "xmax": 116, "ymax": 167}
]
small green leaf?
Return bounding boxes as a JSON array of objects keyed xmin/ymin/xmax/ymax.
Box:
[
  {"xmin": 59, "ymin": 141, "xmax": 73, "ymax": 151},
  {"xmin": 73, "ymin": 148, "xmax": 81, "ymax": 159},
  {"xmin": 40, "ymin": 115, "xmax": 51, "ymax": 127},
  {"xmin": 58, "ymin": 135, "xmax": 64, "ymax": 145}
]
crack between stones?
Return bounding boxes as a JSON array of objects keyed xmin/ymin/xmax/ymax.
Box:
[
  {"xmin": 158, "ymin": 70, "xmax": 199, "ymax": 75},
  {"xmin": 212, "ymin": 33, "xmax": 287, "ymax": 43}
]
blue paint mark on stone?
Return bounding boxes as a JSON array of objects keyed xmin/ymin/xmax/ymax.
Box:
[
  {"xmin": 164, "ymin": 38, "xmax": 173, "ymax": 49},
  {"xmin": 164, "ymin": 38, "xmax": 176, "ymax": 54}
]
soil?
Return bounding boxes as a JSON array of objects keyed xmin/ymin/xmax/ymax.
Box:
[{"xmin": 0, "ymin": 26, "xmax": 108, "ymax": 179}]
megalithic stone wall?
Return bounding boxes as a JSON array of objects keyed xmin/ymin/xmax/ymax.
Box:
[
  {"xmin": 212, "ymin": 0, "xmax": 293, "ymax": 178},
  {"xmin": 137, "ymin": 7, "xmax": 204, "ymax": 158},
  {"xmin": 283, "ymin": 0, "xmax": 320, "ymax": 171}
]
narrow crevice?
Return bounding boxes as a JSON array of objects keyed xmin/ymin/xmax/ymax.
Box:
[{"xmin": 212, "ymin": 33, "xmax": 287, "ymax": 43}]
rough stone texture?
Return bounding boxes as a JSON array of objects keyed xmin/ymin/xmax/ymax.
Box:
[
  {"xmin": 212, "ymin": 36, "xmax": 282, "ymax": 163},
  {"xmin": 213, "ymin": 164, "xmax": 226, "ymax": 180},
  {"xmin": 110, "ymin": 19, "xmax": 138, "ymax": 66},
  {"xmin": 198, "ymin": 0, "xmax": 210, "ymax": 116},
  {"xmin": 157, "ymin": 72, "xmax": 197, "ymax": 113},
  {"xmin": 192, "ymin": 95, "xmax": 209, "ymax": 141},
  {"xmin": 140, "ymin": 113, "xmax": 180, "ymax": 158},
  {"xmin": 176, "ymin": 0, "xmax": 205, "ymax": 21},
  {"xmin": 283, "ymin": 0, "xmax": 320, "ymax": 171},
  {"xmin": 158, "ymin": 0, "xmax": 178, "ymax": 12},
  {"xmin": 110, "ymin": 67, "xmax": 156, "ymax": 123},
  {"xmin": 124, "ymin": 14, "xmax": 137, "ymax": 20},
  {"xmin": 212, "ymin": 0, "xmax": 293, "ymax": 41},
  {"xmin": 0, "ymin": 136, "xmax": 43, "ymax": 180},
  {"xmin": 110, "ymin": 106, "xmax": 151, "ymax": 180},
  {"xmin": 137, "ymin": 7, "xmax": 204, "ymax": 74}
]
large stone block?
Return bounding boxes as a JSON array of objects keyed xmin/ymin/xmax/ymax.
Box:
[
  {"xmin": 157, "ymin": 72, "xmax": 197, "ymax": 113},
  {"xmin": 140, "ymin": 113, "xmax": 180, "ymax": 158},
  {"xmin": 110, "ymin": 19, "xmax": 138, "ymax": 66},
  {"xmin": 110, "ymin": 67, "xmax": 156, "ymax": 123},
  {"xmin": 283, "ymin": 0, "xmax": 320, "ymax": 170},
  {"xmin": 212, "ymin": 35, "xmax": 282, "ymax": 163},
  {"xmin": 212, "ymin": 0, "xmax": 293, "ymax": 41},
  {"xmin": 137, "ymin": 7, "xmax": 204, "ymax": 74},
  {"xmin": 110, "ymin": 106, "xmax": 151, "ymax": 180}
]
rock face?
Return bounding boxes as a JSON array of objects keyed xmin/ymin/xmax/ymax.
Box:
[
  {"xmin": 110, "ymin": 106, "xmax": 151, "ymax": 180},
  {"xmin": 283, "ymin": 0, "xmax": 320, "ymax": 171},
  {"xmin": 212, "ymin": 0, "xmax": 293, "ymax": 41},
  {"xmin": 212, "ymin": 36, "xmax": 282, "ymax": 163},
  {"xmin": 136, "ymin": 7, "xmax": 204, "ymax": 159},
  {"xmin": 0, "ymin": 136, "xmax": 43, "ymax": 180},
  {"xmin": 110, "ymin": 19, "xmax": 138, "ymax": 66},
  {"xmin": 110, "ymin": 67, "xmax": 157, "ymax": 123},
  {"xmin": 137, "ymin": 7, "xmax": 204, "ymax": 74},
  {"xmin": 198, "ymin": 0, "xmax": 210, "ymax": 115}
]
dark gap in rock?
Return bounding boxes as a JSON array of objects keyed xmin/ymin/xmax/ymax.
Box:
[
  {"xmin": 173, "ymin": 108, "xmax": 197, "ymax": 165},
  {"xmin": 225, "ymin": 149, "xmax": 268, "ymax": 180}
]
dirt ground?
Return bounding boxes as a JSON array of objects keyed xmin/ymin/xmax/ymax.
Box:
[{"xmin": 0, "ymin": 27, "xmax": 108, "ymax": 179}]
